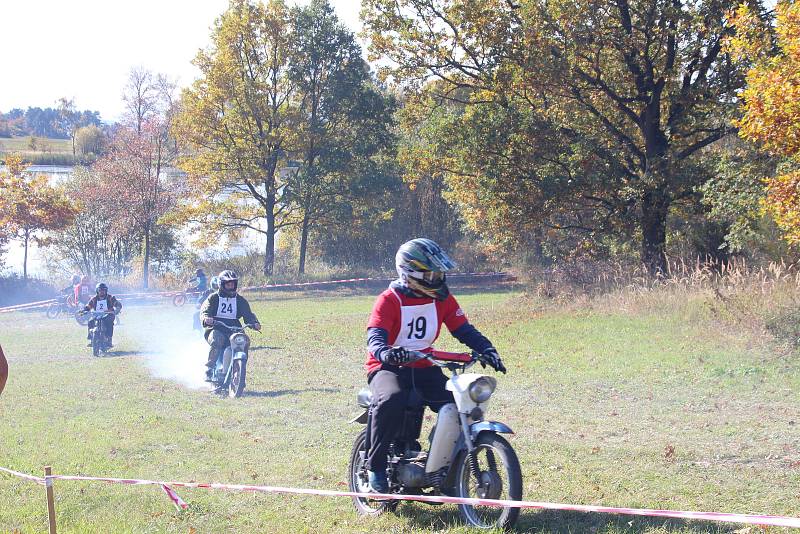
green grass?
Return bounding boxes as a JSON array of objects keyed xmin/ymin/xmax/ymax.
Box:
[
  {"xmin": 0, "ymin": 136, "xmax": 76, "ymax": 165},
  {"xmin": 0, "ymin": 285, "xmax": 798, "ymax": 533}
]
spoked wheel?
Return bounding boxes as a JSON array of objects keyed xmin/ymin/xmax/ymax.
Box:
[
  {"xmin": 455, "ymin": 433, "xmax": 522, "ymax": 530},
  {"xmin": 348, "ymin": 429, "xmax": 398, "ymax": 516},
  {"xmin": 91, "ymin": 331, "xmax": 100, "ymax": 357},
  {"xmin": 46, "ymin": 303, "xmax": 61, "ymax": 319},
  {"xmin": 173, "ymin": 293, "xmax": 187, "ymax": 307},
  {"xmin": 228, "ymin": 360, "xmax": 246, "ymax": 398}
]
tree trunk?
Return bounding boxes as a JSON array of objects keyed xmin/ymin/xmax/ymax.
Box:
[
  {"xmin": 640, "ymin": 188, "xmax": 669, "ymax": 275},
  {"xmin": 298, "ymin": 213, "xmax": 311, "ymax": 275},
  {"xmin": 142, "ymin": 227, "xmax": 151, "ymax": 289},
  {"xmin": 22, "ymin": 229, "xmax": 29, "ymax": 281},
  {"xmin": 264, "ymin": 193, "xmax": 276, "ymax": 277}
]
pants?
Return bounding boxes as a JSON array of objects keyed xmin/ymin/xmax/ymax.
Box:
[
  {"xmin": 205, "ymin": 328, "xmax": 229, "ymax": 370},
  {"xmin": 367, "ymin": 365, "xmax": 454, "ymax": 472},
  {"xmin": 88, "ymin": 316, "xmax": 115, "ymax": 341}
]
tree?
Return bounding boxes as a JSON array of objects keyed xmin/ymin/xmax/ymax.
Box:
[
  {"xmin": 57, "ymin": 97, "xmax": 78, "ymax": 156},
  {"xmin": 732, "ymin": 1, "xmax": 800, "ymax": 245},
  {"xmin": 362, "ymin": 0, "xmax": 760, "ymax": 273},
  {"xmin": 287, "ymin": 0, "xmax": 397, "ymax": 273},
  {"xmin": 74, "ymin": 125, "xmax": 107, "ymax": 159},
  {"xmin": 0, "ymin": 155, "xmax": 77, "ymax": 279},
  {"xmin": 122, "ymin": 67, "xmax": 158, "ymax": 135},
  {"xmin": 94, "ymin": 123, "xmax": 179, "ymax": 288},
  {"xmin": 174, "ymin": 0, "xmax": 298, "ymax": 276}
]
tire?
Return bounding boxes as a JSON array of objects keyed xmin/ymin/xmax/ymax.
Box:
[
  {"xmin": 46, "ymin": 303, "xmax": 61, "ymax": 319},
  {"xmin": 348, "ymin": 429, "xmax": 398, "ymax": 516},
  {"xmin": 75, "ymin": 311, "xmax": 89, "ymax": 326},
  {"xmin": 92, "ymin": 330, "xmax": 100, "ymax": 357},
  {"xmin": 228, "ymin": 360, "xmax": 246, "ymax": 398},
  {"xmin": 173, "ymin": 293, "xmax": 186, "ymax": 307},
  {"xmin": 454, "ymin": 433, "xmax": 522, "ymax": 530}
]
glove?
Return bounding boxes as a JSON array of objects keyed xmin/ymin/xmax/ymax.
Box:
[
  {"xmin": 202, "ymin": 317, "xmax": 216, "ymax": 327},
  {"xmin": 478, "ymin": 347, "xmax": 506, "ymax": 374},
  {"xmin": 383, "ymin": 347, "xmax": 420, "ymax": 366}
]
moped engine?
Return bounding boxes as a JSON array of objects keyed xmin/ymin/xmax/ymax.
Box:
[{"xmin": 397, "ymin": 461, "xmax": 427, "ymax": 488}]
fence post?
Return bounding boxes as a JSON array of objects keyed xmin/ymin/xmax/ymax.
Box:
[{"xmin": 44, "ymin": 466, "xmax": 57, "ymax": 534}]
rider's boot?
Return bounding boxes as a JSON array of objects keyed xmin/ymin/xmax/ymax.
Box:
[{"xmin": 368, "ymin": 470, "xmax": 389, "ymax": 493}]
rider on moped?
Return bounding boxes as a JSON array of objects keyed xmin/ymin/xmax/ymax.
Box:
[
  {"xmin": 81, "ymin": 283, "xmax": 123, "ymax": 346},
  {"xmin": 364, "ymin": 238, "xmax": 506, "ymax": 493},
  {"xmin": 199, "ymin": 270, "xmax": 261, "ymax": 380}
]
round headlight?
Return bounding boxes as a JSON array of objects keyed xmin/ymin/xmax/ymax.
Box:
[
  {"xmin": 468, "ymin": 376, "xmax": 496, "ymax": 403},
  {"xmin": 231, "ymin": 333, "xmax": 247, "ymax": 347}
]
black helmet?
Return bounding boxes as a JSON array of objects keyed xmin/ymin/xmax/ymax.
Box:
[
  {"xmin": 95, "ymin": 282, "xmax": 108, "ymax": 295},
  {"xmin": 395, "ymin": 238, "xmax": 455, "ymax": 300},
  {"xmin": 195, "ymin": 268, "xmax": 205, "ymax": 276},
  {"xmin": 210, "ymin": 276, "xmax": 220, "ymax": 291},
  {"xmin": 218, "ymin": 270, "xmax": 238, "ymax": 297}
]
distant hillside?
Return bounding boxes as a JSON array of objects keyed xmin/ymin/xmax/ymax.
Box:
[{"xmin": 0, "ymin": 136, "xmax": 77, "ymax": 165}]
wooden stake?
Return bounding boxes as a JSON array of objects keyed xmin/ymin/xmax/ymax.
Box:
[{"xmin": 44, "ymin": 466, "xmax": 56, "ymax": 534}]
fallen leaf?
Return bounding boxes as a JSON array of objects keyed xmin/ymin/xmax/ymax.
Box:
[{"xmin": 664, "ymin": 444, "xmax": 676, "ymax": 461}]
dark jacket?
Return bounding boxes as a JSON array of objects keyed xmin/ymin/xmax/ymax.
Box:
[
  {"xmin": 83, "ymin": 294, "xmax": 122, "ymax": 313},
  {"xmin": 199, "ymin": 292, "xmax": 258, "ymax": 331}
]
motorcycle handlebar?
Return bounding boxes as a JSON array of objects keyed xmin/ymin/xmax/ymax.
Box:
[{"xmin": 407, "ymin": 350, "xmax": 477, "ymax": 365}]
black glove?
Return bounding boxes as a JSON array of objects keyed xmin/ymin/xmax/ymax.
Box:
[
  {"xmin": 383, "ymin": 347, "xmax": 421, "ymax": 366},
  {"xmin": 478, "ymin": 347, "xmax": 506, "ymax": 374}
]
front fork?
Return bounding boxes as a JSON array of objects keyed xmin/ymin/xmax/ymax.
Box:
[{"xmin": 459, "ymin": 413, "xmax": 482, "ymax": 481}]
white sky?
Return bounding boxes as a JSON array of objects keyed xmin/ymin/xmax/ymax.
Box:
[{"xmin": 0, "ymin": 0, "xmax": 363, "ymax": 122}]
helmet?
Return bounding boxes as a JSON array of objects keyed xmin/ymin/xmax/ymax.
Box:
[
  {"xmin": 71, "ymin": 274, "xmax": 81, "ymax": 285},
  {"xmin": 218, "ymin": 270, "xmax": 238, "ymax": 297},
  {"xmin": 96, "ymin": 282, "xmax": 108, "ymax": 295},
  {"xmin": 195, "ymin": 268, "xmax": 205, "ymax": 276},
  {"xmin": 395, "ymin": 238, "xmax": 455, "ymax": 300},
  {"xmin": 210, "ymin": 276, "xmax": 220, "ymax": 291}
]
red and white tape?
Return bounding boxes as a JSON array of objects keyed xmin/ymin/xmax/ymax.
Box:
[
  {"xmin": 0, "ymin": 272, "xmax": 511, "ymax": 313},
  {"xmin": 2, "ymin": 466, "xmax": 798, "ymax": 528}
]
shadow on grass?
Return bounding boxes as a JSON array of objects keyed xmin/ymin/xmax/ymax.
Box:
[
  {"xmin": 396, "ymin": 505, "xmax": 737, "ymax": 533},
  {"xmin": 250, "ymin": 345, "xmax": 283, "ymax": 351},
  {"xmin": 96, "ymin": 350, "xmax": 140, "ymax": 358},
  {"xmin": 242, "ymin": 387, "xmax": 337, "ymax": 398}
]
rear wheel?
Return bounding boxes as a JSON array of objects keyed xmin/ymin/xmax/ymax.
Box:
[
  {"xmin": 173, "ymin": 293, "xmax": 187, "ymax": 307},
  {"xmin": 46, "ymin": 303, "xmax": 61, "ymax": 319},
  {"xmin": 348, "ymin": 429, "xmax": 398, "ymax": 516},
  {"xmin": 455, "ymin": 433, "xmax": 522, "ymax": 530},
  {"xmin": 228, "ymin": 360, "xmax": 246, "ymax": 398}
]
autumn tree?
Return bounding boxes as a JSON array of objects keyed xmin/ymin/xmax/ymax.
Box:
[
  {"xmin": 363, "ymin": 0, "xmax": 761, "ymax": 273},
  {"xmin": 94, "ymin": 123, "xmax": 179, "ymax": 288},
  {"xmin": 287, "ymin": 0, "xmax": 396, "ymax": 273},
  {"xmin": 731, "ymin": 1, "xmax": 800, "ymax": 245},
  {"xmin": 0, "ymin": 155, "xmax": 77, "ymax": 279},
  {"xmin": 173, "ymin": 0, "xmax": 297, "ymax": 276}
]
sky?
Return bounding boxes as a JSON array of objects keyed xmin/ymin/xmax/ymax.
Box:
[{"xmin": 0, "ymin": 0, "xmax": 364, "ymax": 122}]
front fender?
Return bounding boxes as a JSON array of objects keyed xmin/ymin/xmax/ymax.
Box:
[
  {"xmin": 232, "ymin": 351, "xmax": 248, "ymax": 362},
  {"xmin": 469, "ymin": 421, "xmax": 514, "ymax": 440}
]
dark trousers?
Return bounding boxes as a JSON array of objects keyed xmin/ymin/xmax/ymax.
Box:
[
  {"xmin": 367, "ymin": 365, "xmax": 454, "ymax": 472},
  {"xmin": 87, "ymin": 316, "xmax": 115, "ymax": 340},
  {"xmin": 205, "ymin": 329, "xmax": 229, "ymax": 370}
]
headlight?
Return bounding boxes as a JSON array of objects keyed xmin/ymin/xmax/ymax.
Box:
[
  {"xmin": 231, "ymin": 333, "xmax": 247, "ymax": 348},
  {"xmin": 468, "ymin": 376, "xmax": 496, "ymax": 403}
]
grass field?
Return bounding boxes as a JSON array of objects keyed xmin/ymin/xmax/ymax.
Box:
[
  {"xmin": 0, "ymin": 136, "xmax": 76, "ymax": 165},
  {"xmin": 0, "ymin": 283, "xmax": 798, "ymax": 533}
]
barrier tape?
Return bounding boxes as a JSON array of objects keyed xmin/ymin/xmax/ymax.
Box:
[
  {"xmin": 2, "ymin": 467, "xmax": 799, "ymax": 528},
  {"xmin": 0, "ymin": 272, "xmax": 511, "ymax": 314}
]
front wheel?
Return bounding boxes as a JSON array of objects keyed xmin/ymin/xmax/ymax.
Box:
[
  {"xmin": 91, "ymin": 330, "xmax": 100, "ymax": 357},
  {"xmin": 173, "ymin": 293, "xmax": 187, "ymax": 307},
  {"xmin": 348, "ymin": 429, "xmax": 398, "ymax": 516},
  {"xmin": 454, "ymin": 433, "xmax": 522, "ymax": 530},
  {"xmin": 46, "ymin": 303, "xmax": 61, "ymax": 319},
  {"xmin": 228, "ymin": 360, "xmax": 246, "ymax": 398}
]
